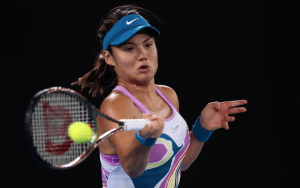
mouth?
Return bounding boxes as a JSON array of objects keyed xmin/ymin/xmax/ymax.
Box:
[
  {"xmin": 138, "ymin": 65, "xmax": 150, "ymax": 72},
  {"xmin": 138, "ymin": 64, "xmax": 149, "ymax": 69}
]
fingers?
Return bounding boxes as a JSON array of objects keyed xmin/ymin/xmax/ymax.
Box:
[
  {"xmin": 222, "ymin": 117, "xmax": 234, "ymax": 130},
  {"xmin": 141, "ymin": 113, "xmax": 157, "ymax": 122},
  {"xmin": 227, "ymin": 107, "xmax": 247, "ymax": 115},
  {"xmin": 210, "ymin": 100, "xmax": 247, "ymax": 109},
  {"xmin": 221, "ymin": 115, "xmax": 235, "ymax": 130},
  {"xmin": 223, "ymin": 107, "xmax": 246, "ymax": 130},
  {"xmin": 208, "ymin": 101, "xmax": 221, "ymax": 110},
  {"xmin": 214, "ymin": 101, "xmax": 221, "ymax": 110},
  {"xmin": 223, "ymin": 102, "xmax": 246, "ymax": 129},
  {"xmin": 223, "ymin": 122, "xmax": 229, "ymax": 130},
  {"xmin": 205, "ymin": 100, "xmax": 247, "ymax": 131},
  {"xmin": 225, "ymin": 115, "xmax": 235, "ymax": 122},
  {"xmin": 139, "ymin": 113, "xmax": 164, "ymax": 139},
  {"xmin": 225, "ymin": 100, "xmax": 248, "ymax": 108}
]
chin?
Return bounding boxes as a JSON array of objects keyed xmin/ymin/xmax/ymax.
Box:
[
  {"xmin": 136, "ymin": 75, "xmax": 155, "ymax": 85},
  {"xmin": 135, "ymin": 66, "xmax": 157, "ymax": 85}
]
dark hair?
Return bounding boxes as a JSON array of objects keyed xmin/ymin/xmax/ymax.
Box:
[{"xmin": 71, "ymin": 5, "xmax": 162, "ymax": 97}]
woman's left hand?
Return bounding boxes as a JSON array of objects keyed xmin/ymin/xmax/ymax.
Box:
[{"xmin": 200, "ymin": 100, "xmax": 247, "ymax": 131}]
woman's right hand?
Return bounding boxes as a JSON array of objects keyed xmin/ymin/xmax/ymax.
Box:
[{"xmin": 138, "ymin": 113, "xmax": 164, "ymax": 139}]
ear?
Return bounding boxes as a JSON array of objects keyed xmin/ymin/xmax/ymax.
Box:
[{"xmin": 103, "ymin": 50, "xmax": 116, "ymax": 66}]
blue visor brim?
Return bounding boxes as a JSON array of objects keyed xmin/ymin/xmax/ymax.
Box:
[
  {"xmin": 102, "ymin": 14, "xmax": 160, "ymax": 51},
  {"xmin": 110, "ymin": 26, "xmax": 160, "ymax": 46}
]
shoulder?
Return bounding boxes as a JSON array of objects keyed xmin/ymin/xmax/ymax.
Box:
[
  {"xmin": 100, "ymin": 90, "xmax": 141, "ymax": 119},
  {"xmin": 156, "ymin": 85, "xmax": 179, "ymax": 111},
  {"xmin": 97, "ymin": 90, "xmax": 142, "ymax": 157}
]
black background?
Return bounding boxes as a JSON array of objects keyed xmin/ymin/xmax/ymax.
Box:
[{"xmin": 6, "ymin": 0, "xmax": 294, "ymax": 187}]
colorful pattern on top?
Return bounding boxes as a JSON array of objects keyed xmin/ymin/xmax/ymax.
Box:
[{"xmin": 100, "ymin": 86, "xmax": 190, "ymax": 188}]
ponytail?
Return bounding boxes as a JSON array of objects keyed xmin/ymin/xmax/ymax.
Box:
[{"xmin": 71, "ymin": 52, "xmax": 116, "ymax": 97}]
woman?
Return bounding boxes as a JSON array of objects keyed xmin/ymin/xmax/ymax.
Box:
[{"xmin": 72, "ymin": 5, "xmax": 247, "ymax": 188}]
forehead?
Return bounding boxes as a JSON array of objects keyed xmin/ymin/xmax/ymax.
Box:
[{"xmin": 125, "ymin": 29, "xmax": 155, "ymax": 43}]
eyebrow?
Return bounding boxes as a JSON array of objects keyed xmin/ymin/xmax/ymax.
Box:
[{"xmin": 122, "ymin": 36, "xmax": 153, "ymax": 45}]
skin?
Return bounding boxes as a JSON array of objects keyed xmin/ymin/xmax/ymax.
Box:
[{"xmin": 97, "ymin": 29, "xmax": 247, "ymax": 178}]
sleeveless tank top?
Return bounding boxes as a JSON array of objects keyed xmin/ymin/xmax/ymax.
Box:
[{"xmin": 100, "ymin": 86, "xmax": 190, "ymax": 188}]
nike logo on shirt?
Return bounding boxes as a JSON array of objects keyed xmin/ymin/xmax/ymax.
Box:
[
  {"xmin": 172, "ymin": 125, "xmax": 179, "ymax": 133},
  {"xmin": 126, "ymin": 18, "xmax": 139, "ymax": 25}
]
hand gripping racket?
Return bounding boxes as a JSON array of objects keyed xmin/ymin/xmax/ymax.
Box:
[{"xmin": 24, "ymin": 87, "xmax": 150, "ymax": 169}]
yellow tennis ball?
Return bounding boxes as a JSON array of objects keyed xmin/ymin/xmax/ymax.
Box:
[{"xmin": 68, "ymin": 122, "xmax": 94, "ymax": 143}]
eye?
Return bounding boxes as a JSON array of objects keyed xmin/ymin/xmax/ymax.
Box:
[
  {"xmin": 124, "ymin": 47, "xmax": 134, "ymax": 52},
  {"xmin": 146, "ymin": 43, "xmax": 153, "ymax": 47}
]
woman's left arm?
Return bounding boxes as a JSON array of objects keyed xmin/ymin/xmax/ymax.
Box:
[
  {"xmin": 158, "ymin": 85, "xmax": 205, "ymax": 171},
  {"xmin": 181, "ymin": 100, "xmax": 248, "ymax": 171},
  {"xmin": 181, "ymin": 131, "xmax": 204, "ymax": 171},
  {"xmin": 158, "ymin": 86, "xmax": 247, "ymax": 171}
]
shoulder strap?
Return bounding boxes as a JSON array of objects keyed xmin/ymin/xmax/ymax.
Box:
[
  {"xmin": 155, "ymin": 86, "xmax": 179, "ymax": 113},
  {"xmin": 113, "ymin": 86, "xmax": 150, "ymax": 114}
]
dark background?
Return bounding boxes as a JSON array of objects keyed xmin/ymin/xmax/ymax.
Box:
[{"xmin": 6, "ymin": 0, "xmax": 293, "ymax": 187}]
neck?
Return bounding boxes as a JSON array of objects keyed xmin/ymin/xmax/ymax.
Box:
[
  {"xmin": 117, "ymin": 78, "xmax": 160, "ymax": 110},
  {"xmin": 118, "ymin": 79, "xmax": 156, "ymax": 93}
]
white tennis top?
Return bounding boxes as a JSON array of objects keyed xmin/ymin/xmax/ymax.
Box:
[{"xmin": 100, "ymin": 86, "xmax": 190, "ymax": 188}]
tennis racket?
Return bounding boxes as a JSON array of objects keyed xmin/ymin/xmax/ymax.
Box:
[{"xmin": 24, "ymin": 86, "xmax": 150, "ymax": 169}]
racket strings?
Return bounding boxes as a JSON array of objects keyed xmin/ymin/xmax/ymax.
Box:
[{"xmin": 31, "ymin": 92, "xmax": 96, "ymax": 166}]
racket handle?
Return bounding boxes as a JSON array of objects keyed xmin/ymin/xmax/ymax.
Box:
[{"xmin": 120, "ymin": 119, "xmax": 151, "ymax": 131}]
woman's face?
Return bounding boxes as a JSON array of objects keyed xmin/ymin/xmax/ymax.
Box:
[{"xmin": 105, "ymin": 30, "xmax": 158, "ymax": 86}]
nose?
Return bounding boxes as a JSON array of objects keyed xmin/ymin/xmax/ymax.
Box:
[{"xmin": 137, "ymin": 47, "xmax": 148, "ymax": 61}]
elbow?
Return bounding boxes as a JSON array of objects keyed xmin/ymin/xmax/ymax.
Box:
[
  {"xmin": 119, "ymin": 152, "xmax": 149, "ymax": 178},
  {"xmin": 181, "ymin": 167, "xmax": 187, "ymax": 172},
  {"xmin": 125, "ymin": 170, "xmax": 142, "ymax": 179},
  {"xmin": 181, "ymin": 163, "xmax": 191, "ymax": 172},
  {"xmin": 181, "ymin": 166, "xmax": 188, "ymax": 172},
  {"xmin": 123, "ymin": 165, "xmax": 146, "ymax": 179}
]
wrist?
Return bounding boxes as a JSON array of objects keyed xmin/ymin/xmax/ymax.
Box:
[
  {"xmin": 199, "ymin": 116, "xmax": 207, "ymax": 130},
  {"xmin": 192, "ymin": 116, "xmax": 214, "ymax": 142},
  {"xmin": 135, "ymin": 132, "xmax": 157, "ymax": 146}
]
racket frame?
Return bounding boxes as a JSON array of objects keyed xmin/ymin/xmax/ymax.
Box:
[{"xmin": 24, "ymin": 87, "xmax": 126, "ymax": 169}]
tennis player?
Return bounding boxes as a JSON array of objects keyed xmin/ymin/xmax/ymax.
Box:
[{"xmin": 72, "ymin": 5, "xmax": 247, "ymax": 188}]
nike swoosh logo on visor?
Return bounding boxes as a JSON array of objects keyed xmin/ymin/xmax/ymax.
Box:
[{"xmin": 126, "ymin": 18, "xmax": 139, "ymax": 25}]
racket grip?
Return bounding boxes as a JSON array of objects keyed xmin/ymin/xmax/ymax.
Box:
[{"xmin": 120, "ymin": 119, "xmax": 151, "ymax": 131}]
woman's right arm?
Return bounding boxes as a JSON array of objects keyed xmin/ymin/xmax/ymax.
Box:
[{"xmin": 98, "ymin": 92, "xmax": 164, "ymax": 178}]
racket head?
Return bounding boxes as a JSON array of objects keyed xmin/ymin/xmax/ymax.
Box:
[{"xmin": 24, "ymin": 87, "xmax": 98, "ymax": 169}]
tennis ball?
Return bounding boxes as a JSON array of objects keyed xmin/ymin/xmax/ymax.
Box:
[{"xmin": 68, "ymin": 122, "xmax": 94, "ymax": 143}]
